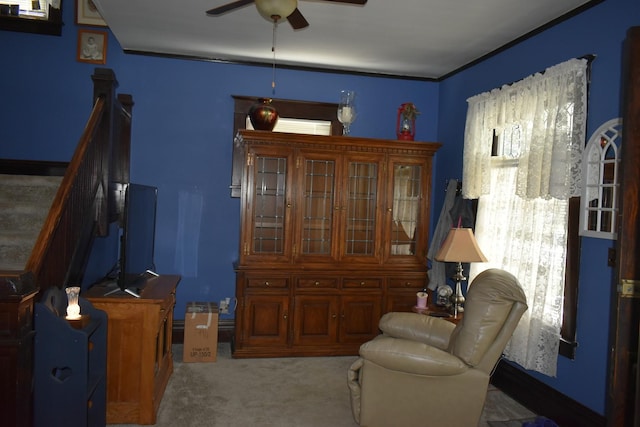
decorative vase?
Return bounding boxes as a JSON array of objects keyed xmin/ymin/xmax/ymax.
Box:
[{"xmin": 249, "ymin": 98, "xmax": 279, "ymax": 131}]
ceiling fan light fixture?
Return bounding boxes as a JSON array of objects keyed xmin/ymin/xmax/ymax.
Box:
[{"xmin": 255, "ymin": 0, "xmax": 297, "ymax": 22}]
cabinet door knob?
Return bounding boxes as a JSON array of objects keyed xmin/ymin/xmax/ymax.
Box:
[
  {"xmin": 264, "ymin": 281, "xmax": 270, "ymax": 287},
  {"xmin": 284, "ymin": 313, "xmax": 288, "ymax": 319},
  {"xmin": 360, "ymin": 281, "xmax": 366, "ymax": 287},
  {"xmin": 314, "ymin": 281, "xmax": 320, "ymax": 286},
  {"xmin": 332, "ymin": 313, "xmax": 337, "ymax": 319},
  {"xmin": 405, "ymin": 282, "xmax": 412, "ymax": 287}
]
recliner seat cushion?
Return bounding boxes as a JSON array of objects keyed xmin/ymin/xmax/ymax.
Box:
[{"xmin": 359, "ymin": 335, "xmax": 469, "ymax": 376}]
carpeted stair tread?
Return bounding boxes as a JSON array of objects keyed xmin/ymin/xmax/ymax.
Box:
[
  {"xmin": 0, "ymin": 174, "xmax": 62, "ymax": 204},
  {"xmin": 0, "ymin": 174, "xmax": 61, "ymax": 271}
]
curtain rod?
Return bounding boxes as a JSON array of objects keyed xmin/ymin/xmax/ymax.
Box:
[{"xmin": 504, "ymin": 54, "xmax": 596, "ymax": 87}]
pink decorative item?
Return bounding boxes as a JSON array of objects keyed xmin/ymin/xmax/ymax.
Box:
[{"xmin": 416, "ymin": 291, "xmax": 428, "ymax": 308}]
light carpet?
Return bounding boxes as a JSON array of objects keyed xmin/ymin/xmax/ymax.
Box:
[{"xmin": 112, "ymin": 343, "xmax": 535, "ymax": 427}]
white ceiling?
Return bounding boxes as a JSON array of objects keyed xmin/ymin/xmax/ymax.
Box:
[{"xmin": 92, "ymin": 0, "xmax": 596, "ymax": 80}]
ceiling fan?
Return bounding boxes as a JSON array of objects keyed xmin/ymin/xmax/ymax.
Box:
[{"xmin": 206, "ymin": 0, "xmax": 368, "ymax": 29}]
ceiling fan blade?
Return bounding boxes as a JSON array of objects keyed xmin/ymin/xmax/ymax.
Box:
[
  {"xmin": 287, "ymin": 8, "xmax": 309, "ymax": 30},
  {"xmin": 206, "ymin": 0, "xmax": 255, "ymax": 16},
  {"xmin": 317, "ymin": 0, "xmax": 367, "ymax": 4}
]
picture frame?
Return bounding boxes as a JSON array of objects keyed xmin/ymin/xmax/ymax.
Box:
[
  {"xmin": 76, "ymin": 0, "xmax": 107, "ymax": 27},
  {"xmin": 77, "ymin": 29, "xmax": 107, "ymax": 65}
]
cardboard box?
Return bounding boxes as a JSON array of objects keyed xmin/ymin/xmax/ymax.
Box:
[{"xmin": 183, "ymin": 302, "xmax": 218, "ymax": 363}]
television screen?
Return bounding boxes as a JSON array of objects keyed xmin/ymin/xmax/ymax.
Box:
[{"xmin": 114, "ymin": 183, "xmax": 158, "ymax": 297}]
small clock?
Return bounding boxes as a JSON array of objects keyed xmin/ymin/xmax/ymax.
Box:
[{"xmin": 436, "ymin": 285, "xmax": 453, "ymax": 307}]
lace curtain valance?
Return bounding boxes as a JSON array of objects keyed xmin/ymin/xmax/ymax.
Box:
[{"xmin": 463, "ymin": 58, "xmax": 588, "ymax": 200}]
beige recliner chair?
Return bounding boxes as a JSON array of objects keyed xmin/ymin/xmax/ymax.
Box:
[{"xmin": 348, "ymin": 268, "xmax": 528, "ymax": 427}]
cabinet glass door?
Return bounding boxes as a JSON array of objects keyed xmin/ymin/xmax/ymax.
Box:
[
  {"xmin": 341, "ymin": 157, "xmax": 383, "ymax": 262},
  {"xmin": 254, "ymin": 156, "xmax": 287, "ymax": 253},
  {"xmin": 386, "ymin": 158, "xmax": 429, "ymax": 265},
  {"xmin": 391, "ymin": 164, "xmax": 422, "ymax": 255},
  {"xmin": 300, "ymin": 156, "xmax": 337, "ymax": 257},
  {"xmin": 244, "ymin": 149, "xmax": 292, "ymax": 261}
]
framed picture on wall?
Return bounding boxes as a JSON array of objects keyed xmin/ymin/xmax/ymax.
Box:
[
  {"xmin": 76, "ymin": 0, "xmax": 107, "ymax": 27},
  {"xmin": 77, "ymin": 29, "xmax": 108, "ymax": 65}
]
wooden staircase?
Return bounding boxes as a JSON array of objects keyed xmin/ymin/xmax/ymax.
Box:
[{"xmin": 0, "ymin": 68, "xmax": 134, "ymax": 427}]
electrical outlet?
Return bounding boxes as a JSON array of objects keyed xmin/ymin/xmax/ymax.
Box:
[
  {"xmin": 219, "ymin": 297, "xmax": 232, "ymax": 314},
  {"xmin": 219, "ymin": 299, "xmax": 229, "ymax": 314}
]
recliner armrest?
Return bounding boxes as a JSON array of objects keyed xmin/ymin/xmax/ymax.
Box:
[
  {"xmin": 359, "ymin": 336, "xmax": 469, "ymax": 376},
  {"xmin": 379, "ymin": 312, "xmax": 456, "ymax": 350}
]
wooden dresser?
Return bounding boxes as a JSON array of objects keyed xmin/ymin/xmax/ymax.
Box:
[
  {"xmin": 85, "ymin": 274, "xmax": 180, "ymax": 425},
  {"xmin": 233, "ymin": 130, "xmax": 440, "ymax": 358}
]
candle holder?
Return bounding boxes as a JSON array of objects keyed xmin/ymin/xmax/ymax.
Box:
[
  {"xmin": 65, "ymin": 286, "xmax": 81, "ymax": 320},
  {"xmin": 65, "ymin": 286, "xmax": 90, "ymax": 329},
  {"xmin": 337, "ymin": 90, "xmax": 357, "ymax": 135}
]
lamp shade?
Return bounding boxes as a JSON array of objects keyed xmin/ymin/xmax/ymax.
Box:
[
  {"xmin": 255, "ymin": 0, "xmax": 297, "ymax": 21},
  {"xmin": 434, "ymin": 227, "xmax": 488, "ymax": 263}
]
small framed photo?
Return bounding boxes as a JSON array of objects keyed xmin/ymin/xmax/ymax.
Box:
[
  {"xmin": 76, "ymin": 0, "xmax": 107, "ymax": 27},
  {"xmin": 77, "ymin": 29, "xmax": 107, "ymax": 64}
]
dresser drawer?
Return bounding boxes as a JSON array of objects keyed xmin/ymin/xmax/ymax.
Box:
[
  {"xmin": 343, "ymin": 278, "xmax": 382, "ymax": 289},
  {"xmin": 246, "ymin": 278, "xmax": 289, "ymax": 289},
  {"xmin": 296, "ymin": 277, "xmax": 339, "ymax": 289}
]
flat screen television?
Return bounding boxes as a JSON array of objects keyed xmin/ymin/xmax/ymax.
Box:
[{"xmin": 105, "ymin": 182, "xmax": 158, "ymax": 297}]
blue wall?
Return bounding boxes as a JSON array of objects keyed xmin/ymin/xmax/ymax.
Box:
[
  {"xmin": 436, "ymin": 0, "xmax": 639, "ymax": 415},
  {"xmin": 0, "ymin": 7, "xmax": 438, "ymax": 317},
  {"xmin": 1, "ymin": 0, "xmax": 637, "ymax": 416}
]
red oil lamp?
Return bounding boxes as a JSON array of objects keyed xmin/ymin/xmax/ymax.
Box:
[{"xmin": 396, "ymin": 103, "xmax": 420, "ymax": 141}]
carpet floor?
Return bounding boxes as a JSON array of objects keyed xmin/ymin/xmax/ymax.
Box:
[{"xmin": 111, "ymin": 343, "xmax": 536, "ymax": 427}]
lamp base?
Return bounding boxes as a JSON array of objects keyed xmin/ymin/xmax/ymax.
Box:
[{"xmin": 450, "ymin": 262, "xmax": 466, "ymax": 318}]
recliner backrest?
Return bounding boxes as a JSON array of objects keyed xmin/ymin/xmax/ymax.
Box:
[{"xmin": 447, "ymin": 269, "xmax": 528, "ymax": 372}]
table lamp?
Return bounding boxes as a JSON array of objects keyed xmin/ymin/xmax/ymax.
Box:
[{"xmin": 434, "ymin": 227, "xmax": 487, "ymax": 318}]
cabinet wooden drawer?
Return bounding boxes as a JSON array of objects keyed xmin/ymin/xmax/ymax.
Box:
[
  {"xmin": 388, "ymin": 277, "xmax": 425, "ymax": 289},
  {"xmin": 246, "ymin": 278, "xmax": 289, "ymax": 289},
  {"xmin": 296, "ymin": 278, "xmax": 339, "ymax": 289},
  {"xmin": 343, "ymin": 278, "xmax": 382, "ymax": 289}
]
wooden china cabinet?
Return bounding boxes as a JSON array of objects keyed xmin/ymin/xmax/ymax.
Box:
[{"xmin": 233, "ymin": 130, "xmax": 440, "ymax": 358}]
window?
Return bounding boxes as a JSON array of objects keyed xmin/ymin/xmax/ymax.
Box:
[
  {"xmin": 246, "ymin": 116, "xmax": 332, "ymax": 135},
  {"xmin": 463, "ymin": 58, "xmax": 589, "ymax": 376}
]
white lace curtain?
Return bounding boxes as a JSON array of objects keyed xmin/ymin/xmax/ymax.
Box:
[
  {"xmin": 463, "ymin": 58, "xmax": 587, "ymax": 200},
  {"xmin": 463, "ymin": 58, "xmax": 588, "ymax": 377}
]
